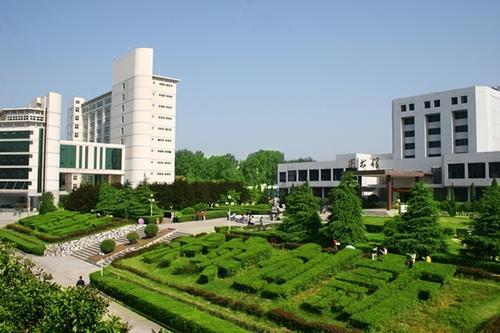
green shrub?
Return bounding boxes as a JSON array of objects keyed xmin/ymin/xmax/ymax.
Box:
[
  {"xmin": 414, "ymin": 262, "xmax": 456, "ymax": 285},
  {"xmin": 144, "ymin": 224, "xmax": 159, "ymax": 238},
  {"xmin": 170, "ymin": 257, "xmax": 198, "ymax": 274},
  {"xmin": 127, "ymin": 232, "xmax": 139, "ymax": 244},
  {"xmin": 214, "ymin": 226, "xmax": 230, "ymax": 233},
  {"xmin": 289, "ymin": 243, "xmax": 322, "ymax": 262},
  {"xmin": 39, "ymin": 192, "xmax": 57, "ymax": 215},
  {"xmin": 0, "ymin": 229, "xmax": 46, "ymax": 255},
  {"xmin": 180, "ymin": 245, "xmax": 204, "ymax": 257},
  {"xmin": 197, "ymin": 265, "xmax": 218, "ymax": 284},
  {"xmin": 431, "ymin": 253, "xmax": 500, "ymax": 274},
  {"xmin": 232, "ymin": 274, "xmax": 267, "ymax": 293},
  {"xmin": 181, "ymin": 207, "xmax": 196, "ymax": 215},
  {"xmin": 100, "ymin": 239, "xmax": 116, "ymax": 254},
  {"xmin": 215, "ymin": 260, "xmax": 241, "ymax": 278},
  {"xmin": 234, "ymin": 244, "xmax": 272, "ymax": 266}
]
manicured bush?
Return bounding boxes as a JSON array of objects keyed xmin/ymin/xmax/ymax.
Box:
[
  {"xmin": 431, "ymin": 253, "xmax": 500, "ymax": 274},
  {"xmin": 414, "ymin": 262, "xmax": 456, "ymax": 285},
  {"xmin": 289, "ymin": 243, "xmax": 322, "ymax": 262},
  {"xmin": 181, "ymin": 207, "xmax": 196, "ymax": 215},
  {"xmin": 197, "ymin": 265, "xmax": 218, "ymax": 284},
  {"xmin": 234, "ymin": 244, "xmax": 272, "ymax": 266},
  {"xmin": 214, "ymin": 226, "xmax": 230, "ymax": 233},
  {"xmin": 127, "ymin": 231, "xmax": 139, "ymax": 244},
  {"xmin": 181, "ymin": 245, "xmax": 204, "ymax": 258},
  {"xmin": 216, "ymin": 260, "xmax": 241, "ymax": 278},
  {"xmin": 171, "ymin": 257, "xmax": 198, "ymax": 274},
  {"xmin": 455, "ymin": 266, "xmax": 500, "ymax": 282},
  {"xmin": 266, "ymin": 308, "xmax": 354, "ymax": 333},
  {"xmin": 232, "ymin": 274, "xmax": 267, "ymax": 293},
  {"xmin": 0, "ymin": 229, "xmax": 46, "ymax": 255},
  {"xmin": 144, "ymin": 224, "xmax": 159, "ymax": 238},
  {"xmin": 100, "ymin": 239, "xmax": 116, "ymax": 254}
]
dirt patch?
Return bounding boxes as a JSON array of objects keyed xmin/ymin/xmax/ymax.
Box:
[{"xmin": 89, "ymin": 227, "xmax": 175, "ymax": 263}]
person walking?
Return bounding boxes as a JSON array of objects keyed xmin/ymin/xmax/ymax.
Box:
[
  {"xmin": 76, "ymin": 276, "xmax": 85, "ymax": 287},
  {"xmin": 202, "ymin": 210, "xmax": 207, "ymax": 221},
  {"xmin": 196, "ymin": 210, "xmax": 201, "ymax": 221}
]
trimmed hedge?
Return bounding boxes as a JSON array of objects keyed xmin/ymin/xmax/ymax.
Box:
[
  {"xmin": 432, "ymin": 253, "xmax": 500, "ymax": 274},
  {"xmin": 0, "ymin": 228, "xmax": 46, "ymax": 255},
  {"xmin": 127, "ymin": 231, "xmax": 139, "ymax": 244},
  {"xmin": 289, "ymin": 243, "xmax": 322, "ymax": 262},
  {"xmin": 197, "ymin": 265, "xmax": 218, "ymax": 284},
  {"xmin": 90, "ymin": 272, "xmax": 248, "ymax": 333},
  {"xmin": 181, "ymin": 245, "xmax": 204, "ymax": 257},
  {"xmin": 414, "ymin": 262, "xmax": 456, "ymax": 285},
  {"xmin": 215, "ymin": 260, "xmax": 241, "ymax": 278},
  {"xmin": 100, "ymin": 239, "xmax": 116, "ymax": 254},
  {"xmin": 234, "ymin": 244, "xmax": 272, "ymax": 266},
  {"xmin": 144, "ymin": 224, "xmax": 159, "ymax": 237},
  {"xmin": 171, "ymin": 257, "xmax": 198, "ymax": 274},
  {"xmin": 232, "ymin": 274, "xmax": 267, "ymax": 293},
  {"xmin": 267, "ymin": 308, "xmax": 359, "ymax": 333}
]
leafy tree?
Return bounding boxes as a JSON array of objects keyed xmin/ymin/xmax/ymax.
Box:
[
  {"xmin": 96, "ymin": 183, "xmax": 125, "ymax": 216},
  {"xmin": 278, "ymin": 183, "xmax": 321, "ymax": 242},
  {"xmin": 39, "ymin": 192, "xmax": 57, "ymax": 214},
  {"xmin": 447, "ymin": 187, "xmax": 457, "ymax": 217},
  {"xmin": 65, "ymin": 183, "xmax": 100, "ymax": 213},
  {"xmin": 175, "ymin": 149, "xmax": 209, "ymax": 181},
  {"xmin": 0, "ymin": 243, "xmax": 128, "ymax": 332},
  {"xmin": 462, "ymin": 179, "xmax": 500, "ymax": 260},
  {"xmin": 285, "ymin": 157, "xmax": 316, "ymax": 163},
  {"xmin": 384, "ymin": 182, "xmax": 446, "ymax": 257},
  {"xmin": 240, "ymin": 150, "xmax": 284, "ymax": 185},
  {"xmin": 207, "ymin": 154, "xmax": 242, "ymax": 181},
  {"xmin": 321, "ymin": 172, "xmax": 366, "ymax": 245}
]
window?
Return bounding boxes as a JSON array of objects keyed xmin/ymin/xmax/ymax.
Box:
[
  {"xmin": 428, "ymin": 141, "xmax": 441, "ymax": 148},
  {"xmin": 428, "ymin": 127, "xmax": 441, "ymax": 135},
  {"xmin": 74, "ymin": 116, "xmax": 79, "ymax": 121},
  {"xmin": 298, "ymin": 170, "xmax": 307, "ymax": 181},
  {"xmin": 434, "ymin": 100, "xmax": 440, "ymax": 107},
  {"xmin": 121, "ymin": 116, "xmax": 124, "ymax": 123},
  {"xmin": 0, "ymin": 154, "xmax": 30, "ymax": 166},
  {"xmin": 461, "ymin": 95, "xmax": 468, "ymax": 103},
  {"xmin": 489, "ymin": 162, "xmax": 500, "ymax": 178},
  {"xmin": 448, "ymin": 163, "xmax": 465, "ymax": 179},
  {"xmin": 75, "ymin": 107, "xmax": 80, "ymax": 112},
  {"xmin": 122, "ymin": 82, "xmax": 126, "ymax": 90},
  {"xmin": 468, "ymin": 163, "xmax": 485, "ymax": 178},
  {"xmin": 404, "ymin": 155, "xmax": 415, "ymax": 159},
  {"xmin": 321, "ymin": 169, "xmax": 331, "ymax": 181},
  {"xmin": 74, "ymin": 133, "xmax": 79, "ymax": 138},
  {"xmin": 287, "ymin": 170, "xmax": 297, "ymax": 182},
  {"xmin": 309, "ymin": 169, "xmax": 319, "ymax": 181},
  {"xmin": 404, "ymin": 143, "xmax": 415, "ymax": 149},
  {"xmin": 120, "ymin": 139, "xmax": 124, "ymax": 144},
  {"xmin": 74, "ymin": 124, "xmax": 79, "ymax": 129},
  {"xmin": 455, "ymin": 138, "xmax": 468, "ymax": 146},
  {"xmin": 454, "ymin": 110, "xmax": 467, "ymax": 119},
  {"xmin": 120, "ymin": 128, "xmax": 124, "ymax": 134},
  {"xmin": 404, "ymin": 130, "xmax": 415, "ymax": 137},
  {"xmin": 76, "ymin": 100, "xmax": 80, "ymax": 105},
  {"xmin": 409, "ymin": 103, "xmax": 415, "ymax": 111},
  {"xmin": 73, "ymin": 175, "xmax": 77, "ymax": 180},
  {"xmin": 121, "ymin": 105, "xmax": 125, "ymax": 112},
  {"xmin": 403, "ymin": 117, "xmax": 414, "ymax": 125},
  {"xmin": 424, "ymin": 101, "xmax": 431, "ymax": 109},
  {"xmin": 400, "ymin": 104, "xmax": 407, "ymax": 112},
  {"xmin": 279, "ymin": 172, "xmax": 286, "ymax": 182},
  {"xmin": 333, "ymin": 168, "xmax": 343, "ymax": 181},
  {"xmin": 451, "ymin": 97, "xmax": 458, "ymax": 105},
  {"xmin": 431, "ymin": 167, "xmax": 442, "ymax": 184},
  {"xmin": 0, "ymin": 141, "xmax": 31, "ymax": 153},
  {"xmin": 455, "ymin": 125, "xmax": 468, "ymax": 132},
  {"xmin": 428, "ymin": 153, "xmax": 441, "ymax": 157},
  {"xmin": 427, "ymin": 114, "xmax": 440, "ymax": 122},
  {"xmin": 122, "ymin": 94, "xmax": 125, "ymax": 101}
]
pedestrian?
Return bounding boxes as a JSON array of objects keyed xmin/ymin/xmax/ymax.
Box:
[
  {"xmin": 259, "ymin": 217, "xmax": 264, "ymax": 231},
  {"xmin": 202, "ymin": 210, "xmax": 206, "ymax": 221},
  {"xmin": 171, "ymin": 210, "xmax": 175, "ymax": 223},
  {"xmin": 76, "ymin": 276, "xmax": 85, "ymax": 287},
  {"xmin": 227, "ymin": 210, "xmax": 231, "ymax": 221},
  {"xmin": 332, "ymin": 239, "xmax": 340, "ymax": 251},
  {"xmin": 380, "ymin": 247, "xmax": 388, "ymax": 256},
  {"xmin": 426, "ymin": 255, "xmax": 432, "ymax": 263},
  {"xmin": 372, "ymin": 247, "xmax": 378, "ymax": 261},
  {"xmin": 196, "ymin": 210, "xmax": 201, "ymax": 221}
]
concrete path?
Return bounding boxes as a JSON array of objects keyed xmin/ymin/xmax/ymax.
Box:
[{"xmin": 162, "ymin": 216, "xmax": 278, "ymax": 235}]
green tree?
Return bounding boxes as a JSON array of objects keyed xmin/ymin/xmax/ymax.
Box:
[
  {"xmin": 65, "ymin": 183, "xmax": 100, "ymax": 213},
  {"xmin": 207, "ymin": 154, "xmax": 242, "ymax": 181},
  {"xmin": 39, "ymin": 192, "xmax": 57, "ymax": 215},
  {"xmin": 240, "ymin": 150, "xmax": 284, "ymax": 185},
  {"xmin": 385, "ymin": 182, "xmax": 446, "ymax": 257},
  {"xmin": 278, "ymin": 183, "xmax": 321, "ymax": 242},
  {"xmin": 462, "ymin": 179, "xmax": 500, "ymax": 260},
  {"xmin": 0, "ymin": 243, "xmax": 127, "ymax": 332},
  {"xmin": 96, "ymin": 183, "xmax": 125, "ymax": 216},
  {"xmin": 285, "ymin": 157, "xmax": 315, "ymax": 163},
  {"xmin": 175, "ymin": 149, "xmax": 210, "ymax": 181},
  {"xmin": 447, "ymin": 187, "xmax": 457, "ymax": 217},
  {"xmin": 321, "ymin": 172, "xmax": 366, "ymax": 245}
]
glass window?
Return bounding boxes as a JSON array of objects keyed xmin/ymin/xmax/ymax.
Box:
[
  {"xmin": 427, "ymin": 114, "xmax": 440, "ymax": 122},
  {"xmin": 287, "ymin": 170, "xmax": 297, "ymax": 182},
  {"xmin": 0, "ymin": 131, "xmax": 32, "ymax": 139},
  {"xmin": 309, "ymin": 169, "xmax": 319, "ymax": 181},
  {"xmin": 403, "ymin": 117, "xmax": 414, "ymax": 125},
  {"xmin": 0, "ymin": 141, "xmax": 31, "ymax": 153},
  {"xmin": 400, "ymin": 104, "xmax": 407, "ymax": 112},
  {"xmin": 454, "ymin": 110, "xmax": 468, "ymax": 119},
  {"xmin": 428, "ymin": 141, "xmax": 441, "ymax": 148},
  {"xmin": 105, "ymin": 148, "xmax": 122, "ymax": 170},
  {"xmin": 448, "ymin": 163, "xmax": 465, "ymax": 179},
  {"xmin": 404, "ymin": 154, "xmax": 415, "ymax": 159},
  {"xmin": 0, "ymin": 154, "xmax": 30, "ymax": 166},
  {"xmin": 280, "ymin": 172, "xmax": 286, "ymax": 183},
  {"xmin": 404, "ymin": 143, "xmax": 415, "ymax": 149},
  {"xmin": 321, "ymin": 169, "xmax": 331, "ymax": 181},
  {"xmin": 434, "ymin": 100, "xmax": 440, "ymax": 107},
  {"xmin": 489, "ymin": 162, "xmax": 500, "ymax": 178},
  {"xmin": 431, "ymin": 167, "xmax": 442, "ymax": 184},
  {"xmin": 333, "ymin": 168, "xmax": 343, "ymax": 181},
  {"xmin": 468, "ymin": 163, "xmax": 485, "ymax": 179},
  {"xmin": 424, "ymin": 101, "xmax": 431, "ymax": 109},
  {"xmin": 298, "ymin": 170, "xmax": 307, "ymax": 181},
  {"xmin": 455, "ymin": 138, "xmax": 468, "ymax": 146},
  {"xmin": 451, "ymin": 97, "xmax": 458, "ymax": 105},
  {"xmin": 0, "ymin": 168, "xmax": 31, "ymax": 179},
  {"xmin": 461, "ymin": 95, "xmax": 468, "ymax": 103},
  {"xmin": 409, "ymin": 103, "xmax": 414, "ymax": 111},
  {"xmin": 455, "ymin": 125, "xmax": 468, "ymax": 133},
  {"xmin": 404, "ymin": 130, "xmax": 415, "ymax": 137},
  {"xmin": 428, "ymin": 127, "xmax": 441, "ymax": 135}
]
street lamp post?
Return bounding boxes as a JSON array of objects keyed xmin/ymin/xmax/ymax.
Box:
[{"xmin": 149, "ymin": 193, "xmax": 155, "ymax": 217}]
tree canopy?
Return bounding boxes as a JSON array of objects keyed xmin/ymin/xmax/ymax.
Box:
[
  {"xmin": 39, "ymin": 192, "xmax": 57, "ymax": 215},
  {"xmin": 384, "ymin": 182, "xmax": 446, "ymax": 257},
  {"xmin": 321, "ymin": 172, "xmax": 366, "ymax": 245},
  {"xmin": 278, "ymin": 183, "xmax": 321, "ymax": 242},
  {"xmin": 240, "ymin": 150, "xmax": 284, "ymax": 185},
  {"xmin": 462, "ymin": 179, "xmax": 500, "ymax": 260}
]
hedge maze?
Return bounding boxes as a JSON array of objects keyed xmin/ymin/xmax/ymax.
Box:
[
  {"xmin": 90, "ymin": 233, "xmax": 459, "ymax": 332},
  {"xmin": 0, "ymin": 211, "xmax": 131, "ymax": 254}
]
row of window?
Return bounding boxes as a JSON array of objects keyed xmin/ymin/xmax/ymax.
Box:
[
  {"xmin": 279, "ymin": 168, "xmax": 344, "ymax": 183},
  {"xmin": 156, "ymin": 138, "xmax": 172, "ymax": 142},
  {"xmin": 0, "ymin": 168, "xmax": 31, "ymax": 180},
  {"xmin": 157, "ymin": 116, "xmax": 173, "ymax": 120},
  {"xmin": 157, "ymin": 82, "xmax": 173, "ymax": 87},
  {"xmin": 6, "ymin": 115, "xmax": 44, "ymax": 121},
  {"xmin": 155, "ymin": 149, "xmax": 173, "ymax": 153},
  {"xmin": 448, "ymin": 162, "xmax": 500, "ymax": 179},
  {"xmin": 158, "ymin": 94, "xmax": 173, "ymax": 98},
  {"xmin": 0, "ymin": 181, "xmax": 31, "ymax": 190},
  {"xmin": 0, "ymin": 131, "xmax": 32, "ymax": 139},
  {"xmin": 400, "ymin": 96, "xmax": 467, "ymax": 112},
  {"xmin": 0, "ymin": 154, "xmax": 31, "ymax": 166},
  {"xmin": 156, "ymin": 127, "xmax": 172, "ymax": 131},
  {"xmin": 158, "ymin": 105, "xmax": 173, "ymax": 109}
]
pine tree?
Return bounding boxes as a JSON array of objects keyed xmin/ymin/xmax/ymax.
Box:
[
  {"xmin": 385, "ymin": 182, "xmax": 446, "ymax": 257},
  {"xmin": 321, "ymin": 172, "xmax": 366, "ymax": 245},
  {"xmin": 95, "ymin": 183, "xmax": 125, "ymax": 216},
  {"xmin": 462, "ymin": 179, "xmax": 500, "ymax": 260},
  {"xmin": 39, "ymin": 192, "xmax": 57, "ymax": 215},
  {"xmin": 278, "ymin": 183, "xmax": 321, "ymax": 242}
]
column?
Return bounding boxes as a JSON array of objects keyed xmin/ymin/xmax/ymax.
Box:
[{"xmin": 386, "ymin": 175, "xmax": 392, "ymax": 210}]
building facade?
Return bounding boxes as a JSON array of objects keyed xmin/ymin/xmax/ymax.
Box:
[
  {"xmin": 278, "ymin": 86, "xmax": 500, "ymax": 207},
  {"xmin": 0, "ymin": 48, "xmax": 178, "ymax": 209}
]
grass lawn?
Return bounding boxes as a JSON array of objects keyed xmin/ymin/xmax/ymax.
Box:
[
  {"xmin": 89, "ymin": 233, "xmax": 498, "ymax": 333},
  {"xmin": 0, "ymin": 210, "xmax": 133, "ymax": 255}
]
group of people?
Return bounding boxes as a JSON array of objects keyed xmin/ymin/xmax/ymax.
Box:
[
  {"xmin": 196, "ymin": 210, "xmax": 207, "ymax": 221},
  {"xmin": 371, "ymin": 246, "xmax": 388, "ymax": 260}
]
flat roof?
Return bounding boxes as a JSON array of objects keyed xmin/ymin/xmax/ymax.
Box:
[
  {"xmin": 153, "ymin": 74, "xmax": 181, "ymax": 83},
  {"xmin": 355, "ymin": 169, "xmax": 428, "ymax": 177}
]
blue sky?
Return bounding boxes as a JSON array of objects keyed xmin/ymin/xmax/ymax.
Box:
[{"xmin": 1, "ymin": 0, "xmax": 499, "ymax": 160}]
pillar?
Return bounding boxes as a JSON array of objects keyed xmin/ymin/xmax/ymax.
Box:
[{"xmin": 386, "ymin": 175, "xmax": 392, "ymax": 210}]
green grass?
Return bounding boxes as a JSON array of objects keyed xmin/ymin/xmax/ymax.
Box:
[
  {"xmin": 89, "ymin": 234, "xmax": 496, "ymax": 332},
  {"xmin": 0, "ymin": 228, "xmax": 46, "ymax": 255}
]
